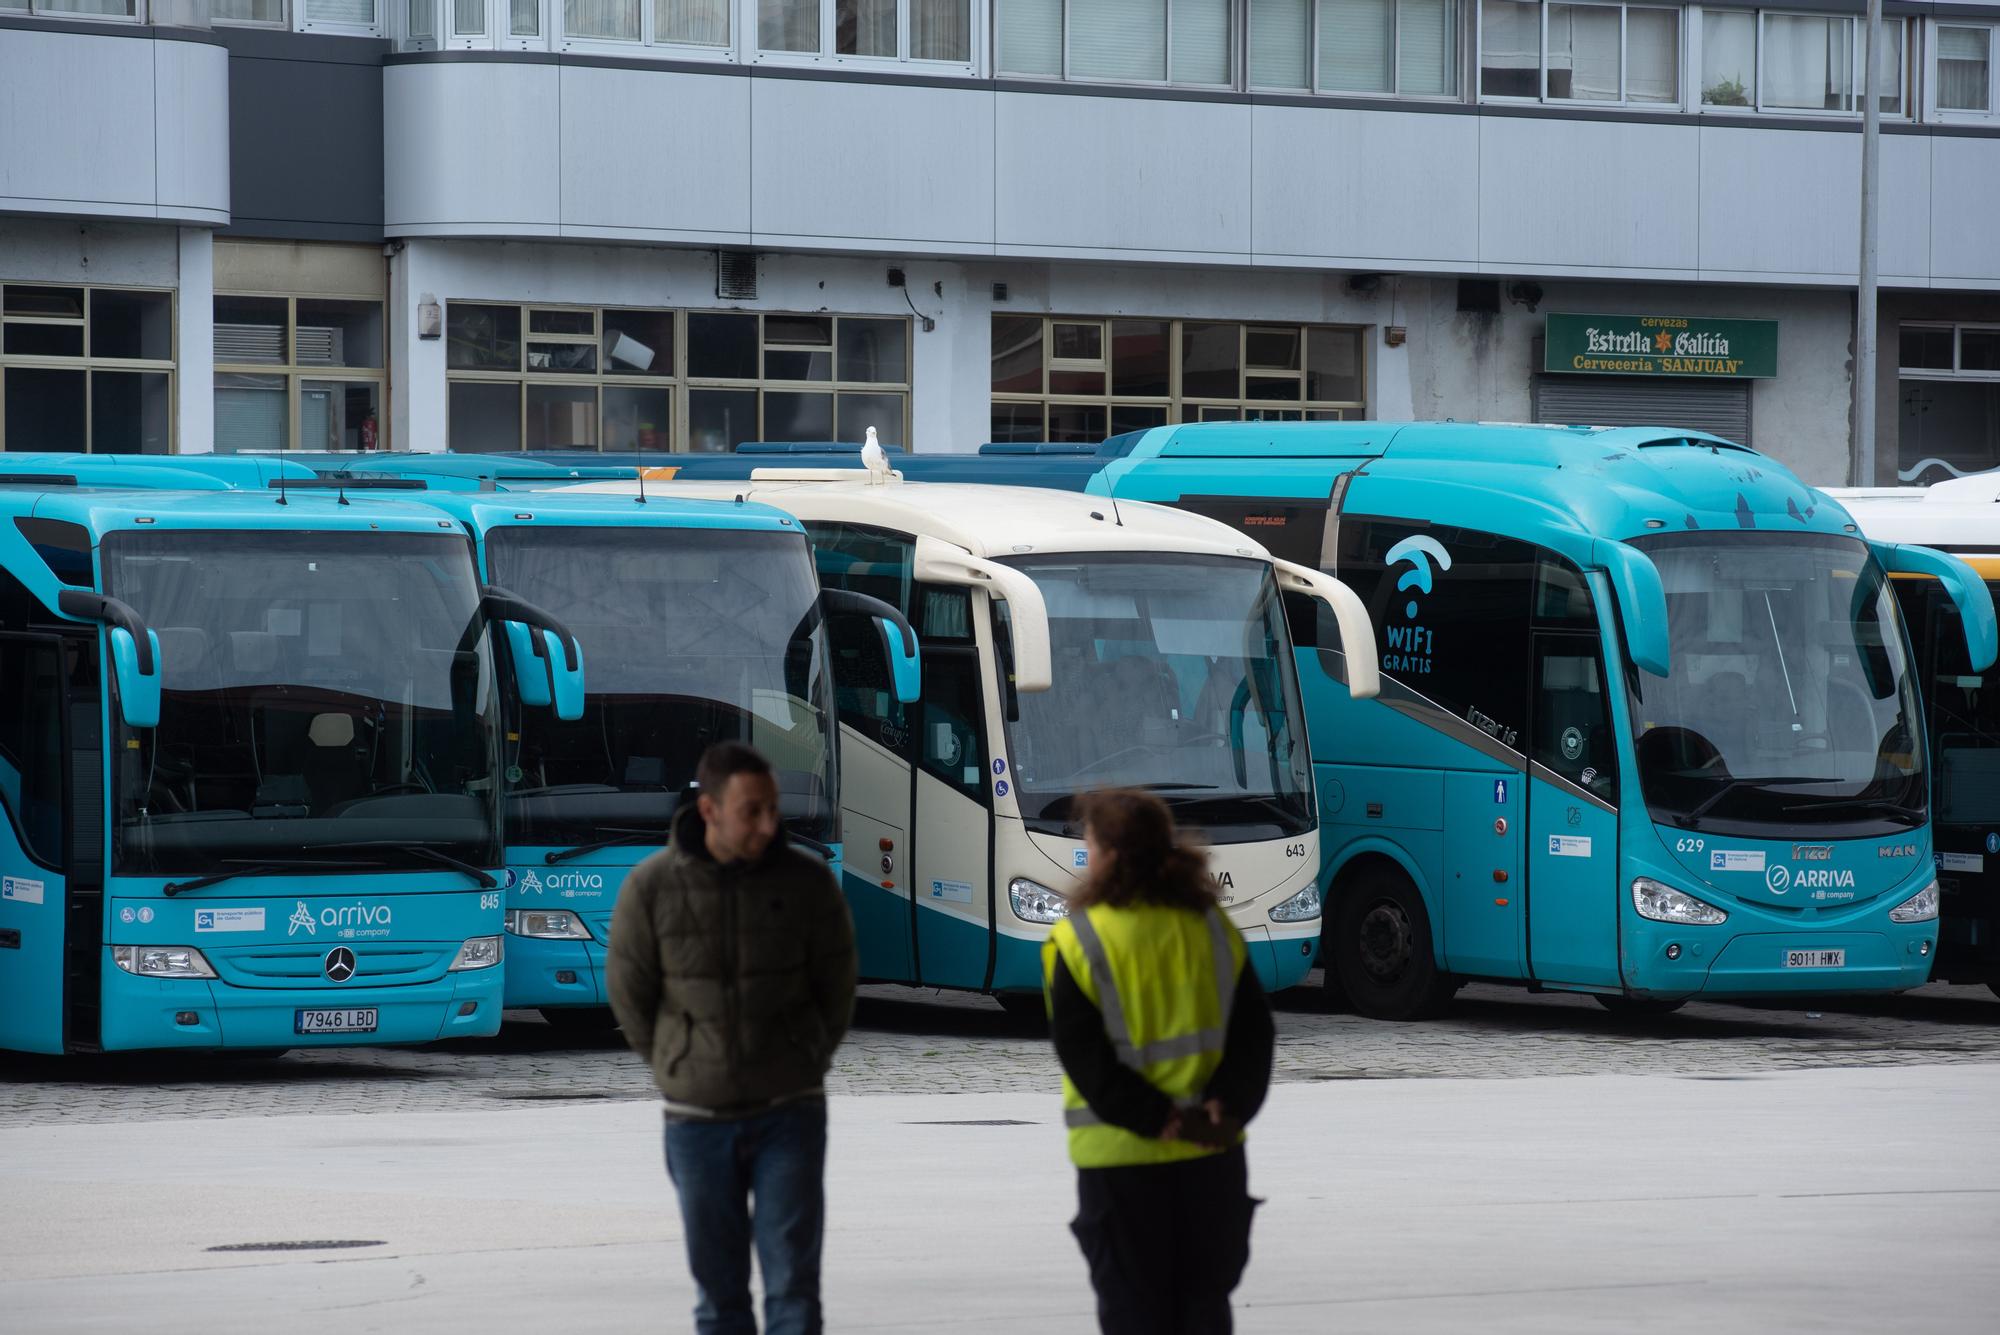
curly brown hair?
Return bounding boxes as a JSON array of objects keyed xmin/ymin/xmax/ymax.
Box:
[{"xmin": 1069, "ymin": 789, "xmax": 1217, "ymax": 913}]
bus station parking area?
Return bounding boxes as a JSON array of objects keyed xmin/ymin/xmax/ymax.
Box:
[{"xmin": 3, "ymin": 982, "xmax": 1999, "ymax": 1333}]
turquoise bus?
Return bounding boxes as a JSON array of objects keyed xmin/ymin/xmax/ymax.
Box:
[
  {"xmin": 0, "ymin": 461, "xmax": 581, "ymax": 1053},
  {"xmin": 663, "ymin": 426, "xmax": 1997, "ymax": 1018}
]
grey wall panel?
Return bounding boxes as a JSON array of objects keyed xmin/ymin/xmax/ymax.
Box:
[
  {"xmin": 223, "ymin": 32, "xmax": 384, "ymax": 240},
  {"xmin": 1, "ymin": 31, "xmax": 153, "ymax": 218},
  {"xmin": 1880, "ymin": 132, "xmax": 1932, "ymax": 283},
  {"xmin": 994, "ymin": 92, "xmax": 1251, "ymax": 256},
  {"xmin": 1931, "ymin": 135, "xmax": 2000, "ymax": 284},
  {"xmin": 1251, "ymin": 105, "xmax": 1478, "ymax": 265},
  {"xmin": 558, "ymin": 67, "xmax": 751, "ymax": 241},
  {"xmin": 385, "ymin": 63, "xmax": 562, "ymax": 236},
  {"xmin": 750, "ymin": 79, "xmax": 994, "ymax": 250},
  {"xmin": 1479, "ymin": 117, "xmax": 1700, "ymax": 274},
  {"xmin": 1698, "ymin": 126, "xmax": 1858, "ymax": 279},
  {"xmin": 154, "ymin": 39, "xmax": 231, "ymax": 222}
]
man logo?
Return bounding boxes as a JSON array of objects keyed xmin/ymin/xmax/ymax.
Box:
[
  {"xmin": 1766, "ymin": 864, "xmax": 1792, "ymax": 895},
  {"xmin": 287, "ymin": 901, "xmax": 318, "ymax": 937},
  {"xmin": 1385, "ymin": 534, "xmax": 1453, "ymax": 620},
  {"xmin": 323, "ymin": 947, "xmax": 356, "ymax": 983}
]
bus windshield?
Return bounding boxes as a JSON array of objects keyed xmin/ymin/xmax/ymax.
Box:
[
  {"xmin": 484, "ymin": 527, "xmax": 837, "ymax": 850},
  {"xmin": 1627, "ymin": 531, "xmax": 1926, "ymax": 835},
  {"xmin": 105, "ymin": 530, "xmax": 501, "ymax": 874},
  {"xmin": 999, "ymin": 553, "xmax": 1313, "ymax": 840}
]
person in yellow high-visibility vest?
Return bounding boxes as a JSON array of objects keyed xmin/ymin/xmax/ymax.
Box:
[{"xmin": 1043, "ymin": 789, "xmax": 1275, "ymax": 1335}]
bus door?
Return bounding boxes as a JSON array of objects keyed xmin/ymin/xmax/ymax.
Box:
[
  {"xmin": 1523, "ymin": 559, "xmax": 1622, "ymax": 987},
  {"xmin": 908, "ymin": 585, "xmax": 995, "ymax": 989},
  {"xmin": 0, "ymin": 631, "xmax": 85, "ymax": 1054}
]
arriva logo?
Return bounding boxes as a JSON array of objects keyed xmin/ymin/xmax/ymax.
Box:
[
  {"xmin": 518, "ymin": 868, "xmax": 545, "ymax": 895},
  {"xmin": 545, "ymin": 872, "xmax": 605, "ymax": 892},
  {"xmin": 287, "ymin": 900, "xmax": 318, "ymax": 937},
  {"xmin": 288, "ymin": 901, "xmax": 394, "ymax": 936}
]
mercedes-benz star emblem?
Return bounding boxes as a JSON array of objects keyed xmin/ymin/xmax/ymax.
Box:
[{"xmin": 324, "ymin": 947, "xmax": 357, "ymax": 983}]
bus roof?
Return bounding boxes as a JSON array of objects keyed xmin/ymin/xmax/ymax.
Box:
[
  {"xmin": 288, "ymin": 452, "xmax": 641, "ymax": 491},
  {"xmin": 0, "ymin": 452, "xmax": 321, "ymax": 487},
  {"xmin": 1833, "ymin": 488, "xmax": 2000, "ymax": 555},
  {"xmin": 409, "ymin": 486, "xmax": 802, "ymax": 537},
  {"xmin": 0, "ymin": 485, "xmax": 471, "ymax": 539}
]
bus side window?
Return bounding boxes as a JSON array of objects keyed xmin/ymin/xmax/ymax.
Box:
[
  {"xmin": 916, "ymin": 586, "xmax": 988, "ymax": 804},
  {"xmin": 807, "ymin": 522, "xmax": 914, "ymax": 750},
  {"xmin": 1531, "ymin": 555, "xmax": 1617, "ymax": 802},
  {"xmin": 0, "ymin": 636, "xmax": 66, "ymax": 867}
]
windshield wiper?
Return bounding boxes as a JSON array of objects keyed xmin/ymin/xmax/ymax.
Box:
[
  {"xmin": 1677, "ymin": 775, "xmax": 1825, "ymax": 828},
  {"xmin": 544, "ymin": 827, "xmax": 668, "ymax": 865},
  {"xmin": 163, "ymin": 858, "xmax": 376, "ymax": 897},
  {"xmin": 1783, "ymin": 796, "xmax": 1925, "ymax": 822},
  {"xmin": 303, "ymin": 840, "xmax": 498, "ymax": 889},
  {"xmin": 1135, "ymin": 783, "xmax": 1221, "ymax": 793}
]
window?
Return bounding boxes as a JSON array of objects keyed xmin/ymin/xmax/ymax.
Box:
[
  {"xmin": 214, "ymin": 294, "xmax": 386, "ymax": 453},
  {"xmin": 6, "ymin": 0, "xmax": 139, "ymax": 18},
  {"xmin": 1479, "ymin": 0, "xmax": 1678, "ymax": 105},
  {"xmin": 805, "ymin": 522, "xmax": 916, "ymax": 747},
  {"xmin": 213, "ymin": 0, "xmax": 288, "ymax": 23},
  {"xmin": 916, "ymin": 587, "xmax": 990, "ymax": 802},
  {"xmin": 0, "ymin": 636, "xmax": 66, "ymax": 868},
  {"xmin": 991, "ymin": 316, "xmax": 1366, "ymax": 443},
  {"xmin": 1001, "ymin": 0, "xmax": 1229, "ymax": 83},
  {"xmin": 1531, "ymin": 555, "xmax": 1617, "ymax": 803},
  {"xmin": 1318, "ymin": 0, "xmax": 1460, "ymax": 96},
  {"xmin": 1697, "ymin": 10, "xmax": 1908, "ymax": 116},
  {"xmin": 447, "ymin": 304, "xmax": 909, "ymax": 453},
  {"xmin": 756, "ymin": 0, "xmax": 972, "ymax": 62},
  {"xmin": 0, "ymin": 284, "xmax": 173, "ymax": 454},
  {"xmin": 1938, "ymin": 23, "xmax": 1994, "ymax": 114},
  {"xmin": 1898, "ymin": 323, "xmax": 2000, "ymax": 484},
  {"xmin": 300, "ymin": 0, "xmax": 380, "ymax": 27}
]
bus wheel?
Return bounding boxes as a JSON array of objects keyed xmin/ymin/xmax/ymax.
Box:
[
  {"xmin": 997, "ymin": 993, "xmax": 1048, "ymax": 1026},
  {"xmin": 1331, "ymin": 867, "xmax": 1457, "ymax": 1021},
  {"xmin": 541, "ymin": 1007, "xmax": 620, "ymax": 1033},
  {"xmin": 1593, "ymin": 995, "xmax": 1686, "ymax": 1017}
]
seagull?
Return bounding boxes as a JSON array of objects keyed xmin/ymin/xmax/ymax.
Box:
[{"xmin": 861, "ymin": 426, "xmax": 890, "ymax": 482}]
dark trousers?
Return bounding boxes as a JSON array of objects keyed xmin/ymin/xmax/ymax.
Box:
[
  {"xmin": 1071, "ymin": 1145, "xmax": 1258, "ymax": 1335},
  {"xmin": 661, "ymin": 1098, "xmax": 828, "ymax": 1335}
]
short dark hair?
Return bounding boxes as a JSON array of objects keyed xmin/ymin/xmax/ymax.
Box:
[{"xmin": 696, "ymin": 742, "xmax": 772, "ymax": 800}]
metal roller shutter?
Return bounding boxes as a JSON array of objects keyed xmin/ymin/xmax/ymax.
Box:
[{"xmin": 1531, "ymin": 375, "xmax": 1753, "ymax": 447}]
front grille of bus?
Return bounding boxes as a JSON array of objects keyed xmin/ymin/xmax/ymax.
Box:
[{"xmin": 209, "ymin": 944, "xmax": 454, "ymax": 989}]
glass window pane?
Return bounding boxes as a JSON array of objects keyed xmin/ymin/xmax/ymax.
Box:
[
  {"xmin": 214, "ymin": 372, "xmax": 289, "ymax": 454},
  {"xmin": 90, "ymin": 289, "xmax": 172, "ymax": 361},
  {"xmin": 512, "ymin": 0, "xmax": 541, "ymax": 33},
  {"xmin": 1627, "ymin": 7, "xmax": 1678, "ymax": 103},
  {"xmin": 838, "ymin": 318, "xmax": 909, "ymax": 384},
  {"xmin": 991, "ymin": 316, "xmax": 1045, "ymax": 393},
  {"xmin": 296, "ymin": 298, "xmax": 385, "ymax": 369},
  {"xmin": 1001, "ymin": 0, "xmax": 1062, "ymax": 74},
  {"xmin": 302, "ymin": 0, "xmax": 377, "ymax": 22},
  {"xmin": 214, "ymin": 0, "xmax": 286, "ymax": 20},
  {"xmin": 604, "ymin": 385, "xmax": 672, "ymax": 451},
  {"xmin": 1251, "ymin": 0, "xmax": 1310, "ymax": 87},
  {"xmin": 4, "ymin": 368, "xmax": 87, "ymax": 453},
  {"xmin": 1320, "ymin": 0, "xmax": 1393, "ymax": 95},
  {"xmin": 37, "ymin": 0, "xmax": 137, "ymax": 13},
  {"xmin": 991, "ymin": 401, "xmax": 1044, "ymax": 442},
  {"xmin": 1899, "ymin": 380, "xmax": 2000, "ymax": 482},
  {"xmin": 89, "ymin": 371, "xmax": 171, "ymax": 453},
  {"xmin": 837, "ymin": 0, "xmax": 896, "ymax": 55},
  {"xmin": 4, "ymin": 287, "xmax": 84, "ymax": 319},
  {"xmin": 4, "ymin": 324, "xmax": 85, "ymax": 357},
  {"xmin": 1308, "ymin": 326, "xmax": 1364, "ymax": 401},
  {"xmin": 604, "ymin": 309, "xmax": 674, "ymax": 375},
  {"xmin": 454, "ymin": 0, "xmax": 485, "ymax": 32},
  {"xmin": 300, "ymin": 380, "xmax": 382, "ymax": 452},
  {"xmin": 1245, "ymin": 407, "xmax": 1303, "ymax": 420},
  {"xmin": 1050, "ymin": 369, "xmax": 1106, "ymax": 395},
  {"xmin": 215, "ymin": 295, "xmax": 290, "ymax": 365},
  {"xmin": 759, "ymin": 0, "xmax": 818, "ymax": 50},
  {"xmin": 530, "ymin": 309, "xmax": 594, "ymax": 335},
  {"xmin": 1182, "ymin": 322, "xmax": 1240, "ymax": 398},
  {"xmin": 526, "ymin": 383, "xmax": 598, "ymax": 449},
  {"xmin": 1480, "ymin": 0, "xmax": 1540, "ymax": 97},
  {"xmin": 450, "ymin": 381, "xmax": 523, "ymax": 452},
  {"xmin": 1111, "ymin": 320, "xmax": 1170, "ymax": 397},
  {"xmin": 764, "ymin": 391, "xmax": 835, "ymax": 441},
  {"xmin": 1246, "ymin": 376, "xmax": 1301, "ymax": 401},
  {"xmin": 1399, "ymin": 0, "xmax": 1458, "ymax": 96},
  {"xmin": 1047, "ymin": 402, "xmax": 1109, "ymax": 443},
  {"xmin": 1197, "ymin": 405, "xmax": 1242, "ymax": 421},
  {"xmin": 836, "ymin": 391, "xmax": 906, "ymax": 446},
  {"xmin": 1071, "ymin": 0, "xmax": 1168, "ymax": 82},
  {"xmin": 1173, "ymin": 0, "xmax": 1231, "ymax": 84},
  {"xmin": 1110, "ymin": 403, "xmax": 1170, "ymax": 435},
  {"xmin": 566, "ymin": 0, "xmax": 640, "ymax": 37},
  {"xmin": 1547, "ymin": 4, "xmax": 1621, "ymax": 103},
  {"xmin": 688, "ymin": 313, "xmax": 759, "ymax": 378},
  {"xmin": 1764, "ymin": 14, "xmax": 1851, "ymax": 112},
  {"xmin": 1052, "ymin": 321, "xmax": 1105, "ymax": 361},
  {"xmin": 911, "ymin": 0, "xmax": 969, "ymax": 60},
  {"xmin": 658, "ymin": 0, "xmax": 729, "ymax": 41},
  {"xmin": 527, "ymin": 342, "xmax": 598, "ymax": 374},
  {"xmin": 447, "ymin": 303, "xmax": 522, "ymax": 371},
  {"xmin": 688, "ymin": 388, "xmax": 759, "ymax": 452},
  {"xmin": 1873, "ymin": 19, "xmax": 1904, "ymax": 114},
  {"xmin": 766, "ymin": 349, "xmax": 833, "ymax": 381},
  {"xmin": 1939, "ymin": 26, "xmax": 1991, "ymax": 112},
  {"xmin": 1899, "ymin": 326, "xmax": 1955, "ymax": 372},
  {"xmin": 1962, "ymin": 329, "xmax": 2000, "ymax": 374},
  {"xmin": 409, "ymin": 0, "xmax": 436, "ymax": 39},
  {"xmin": 767, "ymin": 314, "xmax": 832, "ymax": 346},
  {"xmin": 1246, "ymin": 326, "xmax": 1300, "ymax": 370},
  {"xmin": 1700, "ymin": 9, "xmax": 1755, "ymax": 106}
]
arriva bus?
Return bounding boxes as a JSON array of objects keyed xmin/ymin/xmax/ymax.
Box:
[
  {"xmin": 1834, "ymin": 478, "xmax": 2000, "ymax": 997},
  {"xmin": 0, "ymin": 460, "xmax": 582, "ymax": 1052},
  {"xmin": 572, "ymin": 460, "xmax": 1379, "ymax": 1004},
  {"xmin": 729, "ymin": 426, "xmax": 1998, "ymax": 1018},
  {"xmin": 297, "ymin": 456, "xmax": 921, "ymax": 1028}
]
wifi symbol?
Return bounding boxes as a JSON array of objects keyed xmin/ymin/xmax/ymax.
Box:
[{"xmin": 1385, "ymin": 535, "xmax": 1453, "ymax": 619}]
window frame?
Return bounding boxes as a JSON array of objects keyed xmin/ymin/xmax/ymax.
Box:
[
  {"xmin": 0, "ymin": 282, "xmax": 177, "ymax": 455},
  {"xmin": 1000, "ymin": 0, "xmax": 1232, "ymax": 87},
  {"xmin": 296, "ymin": 0, "xmax": 383, "ymax": 34},
  {"xmin": 210, "ymin": 0, "xmax": 292, "ymax": 29},
  {"xmin": 1692, "ymin": 7, "xmax": 1911, "ymax": 120},
  {"xmin": 751, "ymin": 0, "xmax": 983, "ymax": 70},
  {"xmin": 1478, "ymin": 0, "xmax": 1684, "ymax": 109},
  {"xmin": 1928, "ymin": 19, "xmax": 1997, "ymax": 121},
  {"xmin": 213, "ymin": 289, "xmax": 389, "ymax": 453},
  {"xmin": 1898, "ymin": 322, "xmax": 2000, "ymax": 383},
  {"xmin": 1311, "ymin": 0, "xmax": 1464, "ymax": 100},
  {"xmin": 11, "ymin": 0, "xmax": 144, "ymax": 23}
]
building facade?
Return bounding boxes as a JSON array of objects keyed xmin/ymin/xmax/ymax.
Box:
[{"xmin": 4, "ymin": 0, "xmax": 2000, "ymax": 485}]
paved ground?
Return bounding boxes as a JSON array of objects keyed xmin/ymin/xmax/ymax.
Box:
[{"xmin": 3, "ymin": 975, "xmax": 1996, "ymax": 1127}]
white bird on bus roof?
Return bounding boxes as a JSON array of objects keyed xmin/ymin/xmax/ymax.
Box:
[{"xmin": 861, "ymin": 426, "xmax": 890, "ymax": 482}]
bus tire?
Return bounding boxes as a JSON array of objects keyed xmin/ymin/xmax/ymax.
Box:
[
  {"xmin": 540, "ymin": 1006, "xmax": 620, "ymax": 1033},
  {"xmin": 1593, "ymin": 995, "xmax": 1686, "ymax": 1017},
  {"xmin": 1330, "ymin": 866, "xmax": 1458, "ymax": 1021}
]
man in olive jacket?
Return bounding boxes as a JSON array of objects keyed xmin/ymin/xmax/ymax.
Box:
[{"xmin": 609, "ymin": 741, "xmax": 857, "ymax": 1335}]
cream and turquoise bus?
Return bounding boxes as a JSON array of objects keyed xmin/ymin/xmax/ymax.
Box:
[{"xmin": 574, "ymin": 463, "xmax": 1377, "ymax": 1006}]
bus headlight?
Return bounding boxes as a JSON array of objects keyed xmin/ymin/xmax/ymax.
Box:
[
  {"xmin": 1888, "ymin": 880, "xmax": 1940, "ymax": 924},
  {"xmin": 1009, "ymin": 878, "xmax": 1069, "ymax": 924},
  {"xmin": 504, "ymin": 909, "xmax": 592, "ymax": 939},
  {"xmin": 1268, "ymin": 884, "xmax": 1323, "ymax": 923},
  {"xmin": 449, "ymin": 936, "xmax": 505, "ymax": 970},
  {"xmin": 112, "ymin": 945, "xmax": 217, "ymax": 979},
  {"xmin": 1632, "ymin": 878, "xmax": 1728, "ymax": 926}
]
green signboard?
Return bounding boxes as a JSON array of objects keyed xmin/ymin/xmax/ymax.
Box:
[{"xmin": 1544, "ymin": 313, "xmax": 1778, "ymax": 379}]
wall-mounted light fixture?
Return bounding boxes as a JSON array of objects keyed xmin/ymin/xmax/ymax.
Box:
[{"xmin": 418, "ymin": 293, "xmax": 442, "ymax": 340}]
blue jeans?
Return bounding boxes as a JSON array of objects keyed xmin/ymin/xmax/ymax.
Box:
[{"xmin": 662, "ymin": 1098, "xmax": 828, "ymax": 1335}]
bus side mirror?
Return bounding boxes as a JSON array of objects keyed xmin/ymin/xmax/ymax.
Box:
[
  {"xmin": 818, "ymin": 589, "xmax": 922, "ymax": 704},
  {"xmin": 502, "ymin": 620, "xmax": 553, "ymax": 709},
  {"xmin": 57, "ymin": 589, "xmax": 161, "ymax": 728},
  {"xmin": 1594, "ymin": 540, "xmax": 1671, "ymax": 678},
  {"xmin": 482, "ymin": 586, "xmax": 586, "ymax": 722},
  {"xmin": 913, "ymin": 534, "xmax": 1053, "ymax": 693},
  {"xmin": 1873, "ymin": 542, "xmax": 1999, "ymax": 673},
  {"xmin": 1269, "ymin": 558, "xmax": 1380, "ymax": 701}
]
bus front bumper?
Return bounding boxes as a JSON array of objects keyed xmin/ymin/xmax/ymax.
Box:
[
  {"xmin": 98, "ymin": 966, "xmax": 504, "ymax": 1051},
  {"xmin": 1623, "ymin": 926, "xmax": 1936, "ymax": 999},
  {"xmin": 503, "ymin": 935, "xmax": 607, "ymax": 1009}
]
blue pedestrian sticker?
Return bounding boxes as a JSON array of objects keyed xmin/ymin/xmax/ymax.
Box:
[
  {"xmin": 992, "ymin": 758, "xmax": 1007, "ymax": 776},
  {"xmin": 995, "ymin": 780, "xmax": 1010, "ymax": 797},
  {"xmin": 1987, "ymin": 832, "xmax": 1999, "ymax": 855},
  {"xmin": 1493, "ymin": 779, "xmax": 1508, "ymax": 804}
]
